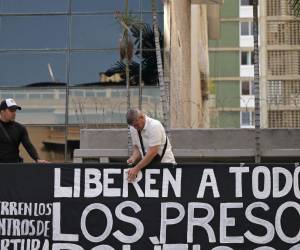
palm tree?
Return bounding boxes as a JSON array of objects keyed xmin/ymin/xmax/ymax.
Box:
[
  {"xmin": 104, "ymin": 23, "xmax": 164, "ymax": 86},
  {"xmin": 253, "ymin": 0, "xmax": 260, "ymax": 163},
  {"xmin": 131, "ymin": 23, "xmax": 164, "ymax": 86},
  {"xmin": 289, "ymin": 0, "xmax": 300, "ymax": 15},
  {"xmin": 151, "ymin": 0, "xmax": 169, "ymax": 129}
]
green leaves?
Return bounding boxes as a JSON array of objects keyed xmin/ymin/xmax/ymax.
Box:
[{"xmin": 289, "ymin": 0, "xmax": 300, "ymax": 16}]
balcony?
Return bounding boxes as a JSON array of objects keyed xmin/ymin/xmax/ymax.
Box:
[
  {"xmin": 240, "ymin": 5, "xmax": 260, "ymax": 18},
  {"xmin": 240, "ymin": 5, "xmax": 253, "ymax": 18},
  {"xmin": 192, "ymin": 0, "xmax": 223, "ymax": 3},
  {"xmin": 240, "ymin": 35, "xmax": 254, "ymax": 47},
  {"xmin": 240, "ymin": 95, "xmax": 255, "ymax": 108},
  {"xmin": 240, "ymin": 65, "xmax": 254, "ymax": 77}
]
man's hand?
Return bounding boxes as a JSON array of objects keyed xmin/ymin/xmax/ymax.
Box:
[
  {"xmin": 127, "ymin": 145, "xmax": 141, "ymax": 166},
  {"xmin": 36, "ymin": 159, "xmax": 50, "ymax": 163},
  {"xmin": 126, "ymin": 145, "xmax": 160, "ymax": 182},
  {"xmin": 126, "ymin": 158, "xmax": 135, "ymax": 166},
  {"xmin": 127, "ymin": 166, "xmax": 140, "ymax": 182}
]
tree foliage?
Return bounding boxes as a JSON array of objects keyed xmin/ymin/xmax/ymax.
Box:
[
  {"xmin": 103, "ymin": 23, "xmax": 163, "ymax": 86},
  {"xmin": 289, "ymin": 0, "xmax": 300, "ymax": 16}
]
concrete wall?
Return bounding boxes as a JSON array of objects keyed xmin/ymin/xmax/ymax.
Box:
[
  {"xmin": 77, "ymin": 128, "xmax": 300, "ymax": 162},
  {"xmin": 168, "ymin": 0, "xmax": 192, "ymax": 128}
]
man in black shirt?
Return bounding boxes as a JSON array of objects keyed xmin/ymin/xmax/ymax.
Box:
[{"xmin": 0, "ymin": 98, "xmax": 49, "ymax": 163}]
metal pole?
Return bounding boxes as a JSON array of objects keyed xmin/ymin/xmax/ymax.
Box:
[
  {"xmin": 64, "ymin": 0, "xmax": 71, "ymax": 162},
  {"xmin": 125, "ymin": 0, "xmax": 132, "ymax": 156},
  {"xmin": 253, "ymin": 0, "xmax": 261, "ymax": 163},
  {"xmin": 138, "ymin": 0, "xmax": 143, "ymax": 110}
]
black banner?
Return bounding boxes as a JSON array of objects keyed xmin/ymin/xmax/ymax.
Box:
[{"xmin": 0, "ymin": 163, "xmax": 299, "ymax": 250}]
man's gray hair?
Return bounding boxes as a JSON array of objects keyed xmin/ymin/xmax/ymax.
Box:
[{"xmin": 126, "ymin": 108, "xmax": 143, "ymax": 125}]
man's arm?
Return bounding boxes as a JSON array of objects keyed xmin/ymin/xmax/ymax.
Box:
[
  {"xmin": 127, "ymin": 145, "xmax": 159, "ymax": 182},
  {"xmin": 127, "ymin": 145, "xmax": 142, "ymax": 164},
  {"xmin": 21, "ymin": 126, "xmax": 49, "ymax": 163}
]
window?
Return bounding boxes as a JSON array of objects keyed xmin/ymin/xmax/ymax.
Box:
[
  {"xmin": 269, "ymin": 80, "xmax": 283, "ymax": 96},
  {"xmin": 241, "ymin": 111, "xmax": 254, "ymax": 127},
  {"xmin": 0, "ymin": 16, "xmax": 68, "ymax": 49},
  {"xmin": 71, "ymin": 15, "xmax": 121, "ymax": 49},
  {"xmin": 241, "ymin": 21, "xmax": 254, "ymax": 36},
  {"xmin": 241, "ymin": 0, "xmax": 254, "ymax": 6},
  {"xmin": 0, "ymin": 0, "xmax": 164, "ymax": 163},
  {"xmin": 0, "ymin": 0, "xmax": 69, "ymax": 13},
  {"xmin": 70, "ymin": 51, "xmax": 119, "ymax": 84},
  {"xmin": 241, "ymin": 52, "xmax": 248, "ymax": 65},
  {"xmin": 268, "ymin": 80, "xmax": 283, "ymax": 104},
  {"xmin": 241, "ymin": 51, "xmax": 254, "ymax": 65},
  {"xmin": 0, "ymin": 52, "xmax": 66, "ymax": 85},
  {"xmin": 71, "ymin": 0, "xmax": 135, "ymax": 12},
  {"xmin": 71, "ymin": 0, "xmax": 163, "ymax": 12},
  {"xmin": 0, "ymin": 0, "xmax": 163, "ymax": 87},
  {"xmin": 241, "ymin": 81, "xmax": 254, "ymax": 95}
]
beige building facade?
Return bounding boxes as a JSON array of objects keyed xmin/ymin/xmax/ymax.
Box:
[
  {"xmin": 164, "ymin": 0, "xmax": 223, "ymax": 128},
  {"xmin": 262, "ymin": 0, "xmax": 300, "ymax": 128}
]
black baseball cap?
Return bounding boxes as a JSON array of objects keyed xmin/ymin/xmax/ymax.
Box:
[{"xmin": 0, "ymin": 98, "xmax": 22, "ymax": 111}]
